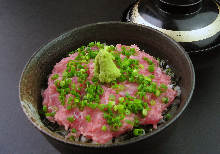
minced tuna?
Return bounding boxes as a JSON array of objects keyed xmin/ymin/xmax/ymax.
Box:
[{"xmin": 42, "ymin": 42, "xmax": 177, "ymax": 144}]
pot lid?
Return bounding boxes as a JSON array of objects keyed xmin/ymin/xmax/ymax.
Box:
[{"xmin": 127, "ymin": 0, "xmax": 220, "ymax": 53}]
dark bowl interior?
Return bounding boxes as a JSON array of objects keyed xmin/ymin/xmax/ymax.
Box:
[{"xmin": 19, "ymin": 22, "xmax": 195, "ymax": 149}]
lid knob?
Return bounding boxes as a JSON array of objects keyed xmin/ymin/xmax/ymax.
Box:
[{"xmin": 158, "ymin": 0, "xmax": 203, "ymax": 14}]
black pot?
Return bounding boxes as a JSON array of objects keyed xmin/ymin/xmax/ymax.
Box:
[
  {"xmin": 126, "ymin": 0, "xmax": 220, "ymax": 70},
  {"xmin": 19, "ymin": 22, "xmax": 195, "ymax": 153}
]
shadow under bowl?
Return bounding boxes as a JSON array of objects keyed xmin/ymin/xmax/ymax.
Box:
[{"xmin": 19, "ymin": 21, "xmax": 195, "ymax": 151}]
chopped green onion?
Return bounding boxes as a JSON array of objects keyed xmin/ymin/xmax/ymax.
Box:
[
  {"xmin": 152, "ymin": 82, "xmax": 157, "ymax": 87},
  {"xmin": 109, "ymin": 94, "xmax": 115, "ymax": 101},
  {"xmin": 165, "ymin": 113, "xmax": 172, "ymax": 120},
  {"xmin": 108, "ymin": 101, "xmax": 115, "ymax": 107},
  {"xmin": 88, "ymin": 42, "xmax": 95, "ymax": 47},
  {"xmin": 143, "ymin": 57, "xmax": 153, "ymax": 65},
  {"xmin": 74, "ymin": 98, "xmax": 80, "ymax": 103},
  {"xmin": 150, "ymin": 100, "xmax": 156, "ymax": 106},
  {"xmin": 133, "ymin": 128, "xmax": 145, "ymax": 136},
  {"xmin": 98, "ymin": 104, "xmax": 106, "ymax": 111},
  {"xmin": 130, "ymin": 48, "xmax": 136, "ymax": 55},
  {"xmin": 134, "ymin": 118, "xmax": 140, "ymax": 127},
  {"xmin": 125, "ymin": 119, "xmax": 133, "ymax": 125},
  {"xmin": 149, "ymin": 75, "xmax": 155, "ymax": 79},
  {"xmin": 148, "ymin": 65, "xmax": 155, "ymax": 73},
  {"xmin": 157, "ymin": 57, "xmax": 160, "ymax": 62},
  {"xmin": 155, "ymin": 89, "xmax": 161, "ymax": 97},
  {"xmin": 43, "ymin": 105, "xmax": 47, "ymax": 112},
  {"xmin": 118, "ymin": 97, "xmax": 125, "ymax": 103},
  {"xmin": 112, "ymin": 84, "xmax": 119, "ymax": 89},
  {"xmin": 71, "ymin": 128, "xmax": 77, "ymax": 133},
  {"xmin": 143, "ymin": 102, "xmax": 149, "ymax": 108},
  {"xmin": 45, "ymin": 112, "xmax": 56, "ymax": 117},
  {"xmin": 69, "ymin": 135, "xmax": 75, "ymax": 141},
  {"xmin": 89, "ymin": 103, "xmax": 98, "ymax": 109},
  {"xmin": 109, "ymin": 45, "xmax": 116, "ymax": 51},
  {"xmin": 139, "ymin": 64, "xmax": 144, "ymax": 69},
  {"xmin": 85, "ymin": 115, "xmax": 91, "ymax": 122},
  {"xmin": 125, "ymin": 109, "xmax": 131, "ymax": 115},
  {"xmin": 67, "ymin": 105, "xmax": 72, "ymax": 110},
  {"xmin": 117, "ymin": 104, "xmax": 125, "ymax": 113},
  {"xmin": 68, "ymin": 96, "xmax": 73, "ymax": 104},
  {"xmin": 65, "ymin": 78, "xmax": 72, "ymax": 85},
  {"xmin": 67, "ymin": 116, "xmax": 75, "ymax": 123},
  {"xmin": 65, "ymin": 88, "xmax": 70, "ymax": 93},
  {"xmin": 60, "ymin": 80, "xmax": 66, "ymax": 88},
  {"xmin": 160, "ymin": 84, "xmax": 168, "ymax": 92},
  {"xmin": 111, "ymin": 123, "xmax": 120, "ymax": 131},
  {"xmin": 101, "ymin": 125, "xmax": 107, "ymax": 131},
  {"xmin": 144, "ymin": 76, "xmax": 152, "ymax": 82},
  {"xmin": 62, "ymin": 71, "xmax": 68, "ymax": 79},
  {"xmin": 51, "ymin": 74, "xmax": 59, "ymax": 80},
  {"xmin": 113, "ymin": 105, "xmax": 118, "ymax": 111},
  {"xmin": 162, "ymin": 97, "xmax": 169, "ymax": 104},
  {"xmin": 58, "ymin": 95, "xmax": 65, "ymax": 105},
  {"xmin": 54, "ymin": 80, "xmax": 60, "ymax": 87},
  {"xmin": 142, "ymin": 109, "xmax": 148, "ymax": 116}
]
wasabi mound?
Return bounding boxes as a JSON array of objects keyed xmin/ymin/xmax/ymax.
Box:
[{"xmin": 94, "ymin": 46, "xmax": 121, "ymax": 83}]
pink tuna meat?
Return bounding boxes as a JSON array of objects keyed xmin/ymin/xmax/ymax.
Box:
[{"xmin": 42, "ymin": 44, "xmax": 177, "ymax": 144}]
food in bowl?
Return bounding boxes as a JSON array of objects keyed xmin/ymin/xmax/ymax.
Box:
[{"xmin": 42, "ymin": 42, "xmax": 179, "ymax": 144}]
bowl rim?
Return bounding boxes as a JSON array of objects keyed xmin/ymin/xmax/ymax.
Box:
[
  {"xmin": 19, "ymin": 21, "xmax": 195, "ymax": 148},
  {"xmin": 159, "ymin": 0, "xmax": 202, "ymax": 7}
]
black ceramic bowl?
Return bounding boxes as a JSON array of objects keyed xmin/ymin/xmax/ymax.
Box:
[{"xmin": 19, "ymin": 22, "xmax": 195, "ymax": 152}]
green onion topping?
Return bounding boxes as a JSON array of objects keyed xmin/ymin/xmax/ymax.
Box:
[
  {"xmin": 67, "ymin": 116, "xmax": 75, "ymax": 123},
  {"xmin": 101, "ymin": 125, "xmax": 107, "ymax": 131},
  {"xmin": 43, "ymin": 105, "xmax": 47, "ymax": 112},
  {"xmin": 148, "ymin": 65, "xmax": 155, "ymax": 73},
  {"xmin": 71, "ymin": 128, "xmax": 77, "ymax": 133},
  {"xmin": 162, "ymin": 97, "xmax": 169, "ymax": 104},
  {"xmin": 133, "ymin": 128, "xmax": 145, "ymax": 136},
  {"xmin": 51, "ymin": 74, "xmax": 59, "ymax": 80},
  {"xmin": 85, "ymin": 115, "xmax": 91, "ymax": 122},
  {"xmin": 165, "ymin": 113, "xmax": 172, "ymax": 120}
]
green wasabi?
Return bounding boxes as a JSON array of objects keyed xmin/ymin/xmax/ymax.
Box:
[{"xmin": 94, "ymin": 46, "xmax": 121, "ymax": 83}]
